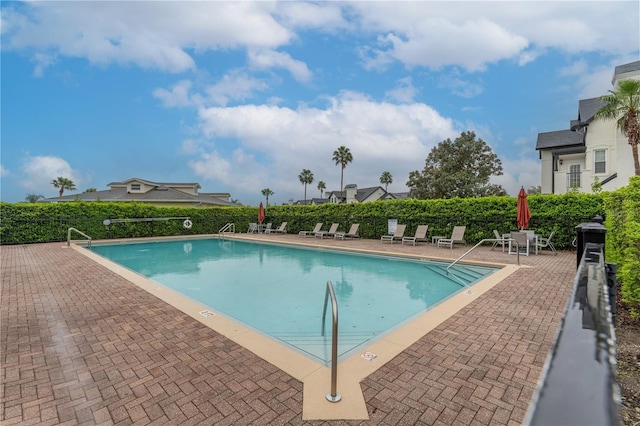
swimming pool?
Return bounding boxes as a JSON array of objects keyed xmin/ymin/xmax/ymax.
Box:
[{"xmin": 90, "ymin": 238, "xmax": 498, "ymax": 364}]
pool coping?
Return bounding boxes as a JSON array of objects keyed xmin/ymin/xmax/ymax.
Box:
[{"xmin": 72, "ymin": 234, "xmax": 521, "ymax": 421}]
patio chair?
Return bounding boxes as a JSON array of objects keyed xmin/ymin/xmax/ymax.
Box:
[
  {"xmin": 508, "ymin": 231, "xmax": 529, "ymax": 256},
  {"xmin": 262, "ymin": 223, "xmax": 272, "ymax": 233},
  {"xmin": 265, "ymin": 222, "xmax": 287, "ymax": 234},
  {"xmin": 437, "ymin": 226, "xmax": 466, "ymax": 249},
  {"xmin": 381, "ymin": 224, "xmax": 406, "ymax": 243},
  {"xmin": 402, "ymin": 225, "xmax": 429, "ymax": 246},
  {"xmin": 334, "ymin": 224, "xmax": 360, "ymax": 240},
  {"xmin": 536, "ymin": 231, "xmax": 557, "ymax": 255},
  {"xmin": 491, "ymin": 230, "xmax": 508, "ymax": 252},
  {"xmin": 299, "ymin": 223, "xmax": 323, "ymax": 237},
  {"xmin": 247, "ymin": 223, "xmax": 258, "ymax": 233},
  {"xmin": 315, "ymin": 223, "xmax": 340, "ymax": 239}
]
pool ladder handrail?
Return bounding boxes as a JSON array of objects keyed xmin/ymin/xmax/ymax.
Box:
[
  {"xmin": 218, "ymin": 223, "xmax": 235, "ymax": 236},
  {"xmin": 447, "ymin": 238, "xmax": 520, "ymax": 271},
  {"xmin": 67, "ymin": 227, "xmax": 92, "ymax": 248},
  {"xmin": 321, "ymin": 280, "xmax": 341, "ymax": 403}
]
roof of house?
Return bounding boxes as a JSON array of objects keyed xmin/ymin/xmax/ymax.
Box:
[
  {"xmin": 577, "ymin": 97, "xmax": 606, "ymax": 124},
  {"xmin": 614, "ymin": 60, "xmax": 640, "ymax": 79},
  {"xmin": 535, "ymin": 129, "xmax": 584, "ymax": 150},
  {"xmin": 41, "ymin": 178, "xmax": 239, "ymax": 206}
]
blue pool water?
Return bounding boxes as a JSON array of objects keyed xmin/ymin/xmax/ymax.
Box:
[{"xmin": 90, "ymin": 238, "xmax": 497, "ymax": 364}]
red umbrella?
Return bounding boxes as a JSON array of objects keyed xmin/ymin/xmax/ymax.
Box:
[
  {"xmin": 258, "ymin": 202, "xmax": 265, "ymax": 224},
  {"xmin": 517, "ymin": 187, "xmax": 531, "ymax": 230}
]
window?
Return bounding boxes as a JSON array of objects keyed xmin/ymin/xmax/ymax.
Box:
[
  {"xmin": 594, "ymin": 149, "xmax": 606, "ymax": 174},
  {"xmin": 567, "ymin": 164, "xmax": 581, "ymax": 189},
  {"xmin": 130, "ymin": 183, "xmax": 141, "ymax": 191}
]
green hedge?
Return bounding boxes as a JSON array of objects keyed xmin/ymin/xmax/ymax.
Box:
[
  {"xmin": 1, "ymin": 194, "xmax": 605, "ymax": 249},
  {"xmin": 604, "ymin": 176, "xmax": 640, "ymax": 314}
]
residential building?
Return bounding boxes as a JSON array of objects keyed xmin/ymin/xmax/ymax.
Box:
[
  {"xmin": 40, "ymin": 177, "xmax": 240, "ymax": 207},
  {"xmin": 535, "ymin": 60, "xmax": 640, "ymax": 194},
  {"xmin": 294, "ymin": 184, "xmax": 397, "ymax": 205}
]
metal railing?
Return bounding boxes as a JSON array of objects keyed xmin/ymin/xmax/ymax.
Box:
[
  {"xmin": 67, "ymin": 227, "xmax": 92, "ymax": 248},
  {"xmin": 321, "ymin": 280, "xmax": 341, "ymax": 403},
  {"xmin": 447, "ymin": 238, "xmax": 520, "ymax": 270},
  {"xmin": 218, "ymin": 223, "xmax": 235, "ymax": 235}
]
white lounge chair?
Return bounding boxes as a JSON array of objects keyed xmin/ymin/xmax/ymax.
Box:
[
  {"xmin": 247, "ymin": 223, "xmax": 258, "ymax": 233},
  {"xmin": 437, "ymin": 226, "xmax": 466, "ymax": 249},
  {"xmin": 536, "ymin": 231, "xmax": 557, "ymax": 255},
  {"xmin": 299, "ymin": 223, "xmax": 323, "ymax": 237},
  {"xmin": 265, "ymin": 222, "xmax": 287, "ymax": 234},
  {"xmin": 402, "ymin": 225, "xmax": 429, "ymax": 246},
  {"xmin": 491, "ymin": 229, "xmax": 508, "ymax": 252},
  {"xmin": 315, "ymin": 223, "xmax": 339, "ymax": 239},
  {"xmin": 381, "ymin": 224, "xmax": 406, "ymax": 243},
  {"xmin": 335, "ymin": 224, "xmax": 360, "ymax": 240}
]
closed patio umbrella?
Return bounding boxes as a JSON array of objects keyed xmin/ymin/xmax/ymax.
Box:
[
  {"xmin": 258, "ymin": 202, "xmax": 265, "ymax": 224},
  {"xmin": 517, "ymin": 187, "xmax": 531, "ymax": 230}
]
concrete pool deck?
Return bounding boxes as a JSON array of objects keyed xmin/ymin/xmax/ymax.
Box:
[{"xmin": 1, "ymin": 234, "xmax": 576, "ymax": 425}]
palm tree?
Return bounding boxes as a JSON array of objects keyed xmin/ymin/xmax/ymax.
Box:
[
  {"xmin": 380, "ymin": 171, "xmax": 393, "ymax": 191},
  {"xmin": 51, "ymin": 177, "xmax": 77, "ymax": 197},
  {"xmin": 317, "ymin": 181, "xmax": 326, "ymax": 198},
  {"xmin": 595, "ymin": 79, "xmax": 640, "ymax": 175},
  {"xmin": 261, "ymin": 188, "xmax": 274, "ymax": 206},
  {"xmin": 332, "ymin": 146, "xmax": 353, "ymax": 194},
  {"xmin": 84, "ymin": 187, "xmax": 97, "ymax": 193},
  {"xmin": 298, "ymin": 169, "xmax": 314, "ymax": 204},
  {"xmin": 25, "ymin": 193, "xmax": 44, "ymax": 203}
]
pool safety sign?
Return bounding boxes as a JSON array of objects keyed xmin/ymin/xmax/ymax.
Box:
[{"xmin": 388, "ymin": 219, "xmax": 398, "ymax": 235}]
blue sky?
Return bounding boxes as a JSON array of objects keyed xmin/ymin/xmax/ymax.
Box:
[{"xmin": 2, "ymin": 1, "xmax": 639, "ymax": 206}]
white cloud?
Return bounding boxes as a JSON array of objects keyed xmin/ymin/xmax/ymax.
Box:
[
  {"xmin": 248, "ymin": 49, "xmax": 312, "ymax": 83},
  {"xmin": 385, "ymin": 77, "xmax": 418, "ymax": 103},
  {"xmin": 2, "ymin": 2, "xmax": 293, "ymax": 73},
  {"xmin": 205, "ymin": 70, "xmax": 270, "ymax": 106},
  {"xmin": 153, "ymin": 80, "xmax": 197, "ymax": 108},
  {"xmin": 0, "ymin": 164, "xmax": 9, "ymax": 177},
  {"xmin": 192, "ymin": 92, "xmax": 459, "ymax": 201},
  {"xmin": 438, "ymin": 70, "xmax": 484, "ymax": 98},
  {"xmin": 19, "ymin": 156, "xmax": 82, "ymax": 194}
]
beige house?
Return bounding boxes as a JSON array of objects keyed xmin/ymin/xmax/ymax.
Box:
[
  {"xmin": 41, "ymin": 177, "xmax": 239, "ymax": 207},
  {"xmin": 536, "ymin": 61, "xmax": 639, "ymax": 194},
  {"xmin": 295, "ymin": 184, "xmax": 400, "ymax": 205}
]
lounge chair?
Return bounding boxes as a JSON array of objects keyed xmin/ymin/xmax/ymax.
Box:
[
  {"xmin": 437, "ymin": 226, "xmax": 466, "ymax": 249},
  {"xmin": 247, "ymin": 223, "xmax": 258, "ymax": 233},
  {"xmin": 335, "ymin": 224, "xmax": 360, "ymax": 240},
  {"xmin": 536, "ymin": 231, "xmax": 557, "ymax": 255},
  {"xmin": 491, "ymin": 230, "xmax": 508, "ymax": 252},
  {"xmin": 315, "ymin": 223, "xmax": 339, "ymax": 239},
  {"xmin": 381, "ymin": 224, "xmax": 406, "ymax": 243},
  {"xmin": 261, "ymin": 223, "xmax": 272, "ymax": 233},
  {"xmin": 265, "ymin": 222, "xmax": 287, "ymax": 234},
  {"xmin": 299, "ymin": 223, "xmax": 323, "ymax": 237},
  {"xmin": 402, "ymin": 225, "xmax": 429, "ymax": 246},
  {"xmin": 508, "ymin": 231, "xmax": 529, "ymax": 256}
]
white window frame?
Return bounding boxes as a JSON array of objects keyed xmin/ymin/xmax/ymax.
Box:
[
  {"xmin": 130, "ymin": 183, "xmax": 141, "ymax": 191},
  {"xmin": 567, "ymin": 164, "xmax": 581, "ymax": 189},
  {"xmin": 594, "ymin": 149, "xmax": 606, "ymax": 174}
]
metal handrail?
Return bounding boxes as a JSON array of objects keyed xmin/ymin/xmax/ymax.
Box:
[
  {"xmin": 218, "ymin": 223, "xmax": 235, "ymax": 234},
  {"xmin": 67, "ymin": 227, "xmax": 92, "ymax": 248},
  {"xmin": 321, "ymin": 280, "xmax": 341, "ymax": 403},
  {"xmin": 447, "ymin": 238, "xmax": 520, "ymax": 270}
]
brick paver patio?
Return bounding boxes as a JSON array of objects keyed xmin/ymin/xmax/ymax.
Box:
[{"xmin": 1, "ymin": 236, "xmax": 576, "ymax": 425}]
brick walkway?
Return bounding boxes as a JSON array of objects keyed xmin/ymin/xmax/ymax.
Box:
[{"xmin": 1, "ymin": 237, "xmax": 576, "ymax": 425}]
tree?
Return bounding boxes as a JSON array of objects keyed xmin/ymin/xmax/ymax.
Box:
[
  {"xmin": 51, "ymin": 177, "xmax": 77, "ymax": 197},
  {"xmin": 406, "ymin": 131, "xmax": 505, "ymax": 199},
  {"xmin": 595, "ymin": 79, "xmax": 640, "ymax": 175},
  {"xmin": 317, "ymin": 181, "xmax": 326, "ymax": 198},
  {"xmin": 527, "ymin": 185, "xmax": 542, "ymax": 195},
  {"xmin": 25, "ymin": 193, "xmax": 44, "ymax": 203},
  {"xmin": 84, "ymin": 187, "xmax": 97, "ymax": 193},
  {"xmin": 380, "ymin": 171, "xmax": 393, "ymax": 191},
  {"xmin": 332, "ymin": 146, "xmax": 353, "ymax": 194},
  {"xmin": 298, "ymin": 169, "xmax": 314, "ymax": 204},
  {"xmin": 261, "ymin": 188, "xmax": 274, "ymax": 206}
]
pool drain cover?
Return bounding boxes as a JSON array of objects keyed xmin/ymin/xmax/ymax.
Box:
[{"xmin": 199, "ymin": 310, "xmax": 216, "ymax": 317}]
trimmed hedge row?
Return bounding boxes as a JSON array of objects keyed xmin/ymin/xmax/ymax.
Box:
[
  {"xmin": 604, "ymin": 176, "xmax": 640, "ymax": 314},
  {"xmin": 1, "ymin": 193, "xmax": 604, "ymax": 250}
]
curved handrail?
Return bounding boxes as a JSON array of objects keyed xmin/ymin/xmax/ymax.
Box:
[
  {"xmin": 218, "ymin": 223, "xmax": 235, "ymax": 236},
  {"xmin": 321, "ymin": 280, "xmax": 341, "ymax": 403},
  {"xmin": 67, "ymin": 227, "xmax": 92, "ymax": 248},
  {"xmin": 447, "ymin": 238, "xmax": 519, "ymax": 270}
]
